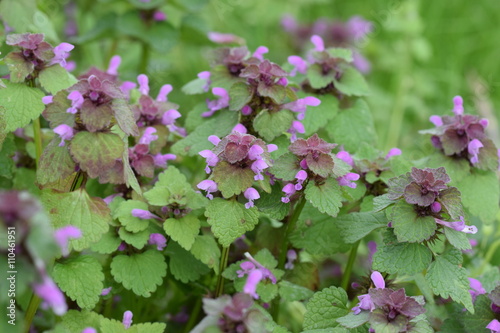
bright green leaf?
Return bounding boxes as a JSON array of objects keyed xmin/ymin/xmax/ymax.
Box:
[
  {"xmin": 168, "ymin": 241, "xmax": 210, "ymax": 283},
  {"xmin": 0, "ymin": 81, "xmax": 45, "ymax": 132},
  {"xmin": 391, "ymin": 200, "xmax": 436, "ymax": 243},
  {"xmin": 164, "ymin": 215, "xmax": 200, "ymax": 251},
  {"xmin": 373, "ymin": 241, "xmax": 432, "ymax": 275},
  {"xmin": 253, "ymin": 109, "xmax": 294, "ymax": 142},
  {"xmin": 38, "ymin": 65, "xmax": 77, "ymax": 94},
  {"xmin": 335, "ymin": 211, "xmax": 388, "ymax": 243},
  {"xmin": 303, "ymin": 286, "xmax": 350, "ymax": 330},
  {"xmin": 305, "ymin": 178, "xmax": 343, "ymax": 217}
]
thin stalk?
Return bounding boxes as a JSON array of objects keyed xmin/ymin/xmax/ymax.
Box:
[
  {"xmin": 341, "ymin": 240, "xmax": 361, "ymax": 291},
  {"xmin": 32, "ymin": 117, "xmax": 43, "ymax": 168},
  {"xmin": 478, "ymin": 238, "xmax": 500, "ymax": 275},
  {"xmin": 183, "ymin": 297, "xmax": 202, "ymax": 333},
  {"xmin": 23, "ymin": 293, "xmax": 41, "ymax": 333},
  {"xmin": 215, "ymin": 246, "xmax": 230, "ymax": 297},
  {"xmin": 278, "ymin": 196, "xmax": 306, "ymax": 269},
  {"xmin": 139, "ymin": 42, "xmax": 150, "ymax": 74}
]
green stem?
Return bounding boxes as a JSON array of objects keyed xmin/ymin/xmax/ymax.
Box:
[
  {"xmin": 478, "ymin": 238, "xmax": 500, "ymax": 275},
  {"xmin": 340, "ymin": 240, "xmax": 361, "ymax": 291},
  {"xmin": 23, "ymin": 293, "xmax": 41, "ymax": 333},
  {"xmin": 278, "ymin": 196, "xmax": 306, "ymax": 269},
  {"xmin": 215, "ymin": 246, "xmax": 230, "ymax": 297},
  {"xmin": 139, "ymin": 42, "xmax": 150, "ymax": 74},
  {"xmin": 183, "ymin": 297, "xmax": 202, "ymax": 333},
  {"xmin": 32, "ymin": 117, "xmax": 43, "ymax": 167}
]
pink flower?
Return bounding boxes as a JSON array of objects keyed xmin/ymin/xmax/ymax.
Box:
[
  {"xmin": 336, "ymin": 151, "xmax": 354, "ymax": 166},
  {"xmin": 106, "ymin": 55, "xmax": 121, "ymax": 76},
  {"xmin": 137, "ymin": 74, "xmax": 149, "ymax": 95},
  {"xmin": 66, "ymin": 90, "xmax": 83, "ymax": 114},
  {"xmin": 203, "ymin": 87, "xmax": 230, "ymax": 117},
  {"xmin": 232, "ymin": 123, "xmax": 247, "ymax": 134},
  {"xmin": 352, "ymin": 271, "xmax": 385, "ymax": 314},
  {"xmin": 284, "ymin": 249, "xmax": 297, "ymax": 270},
  {"xmin": 267, "ymin": 144, "xmax": 278, "ymax": 153},
  {"xmin": 122, "ymin": 310, "xmax": 133, "ymax": 329},
  {"xmin": 429, "ymin": 115, "xmax": 443, "ymax": 127},
  {"xmin": 138, "ymin": 127, "xmax": 158, "ymax": 145},
  {"xmin": 34, "ymin": 276, "xmax": 67, "ymax": 315},
  {"xmin": 248, "ymin": 145, "xmax": 264, "ymax": 160},
  {"xmin": 453, "ymin": 95, "xmax": 464, "ymax": 115},
  {"xmin": 251, "ymin": 159, "xmax": 268, "ymax": 180},
  {"xmin": 241, "ymin": 105, "xmax": 253, "ymax": 115},
  {"xmin": 199, "ymin": 150, "xmax": 219, "ymax": 173},
  {"xmin": 53, "ymin": 124, "xmax": 74, "ymax": 146},
  {"xmin": 487, "ymin": 319, "xmax": 500, "ymax": 333},
  {"xmin": 239, "ymin": 252, "xmax": 277, "ymax": 299},
  {"xmin": 82, "ymin": 328, "xmax": 97, "ymax": 333},
  {"xmin": 288, "ymin": 55, "xmax": 307, "ymax": 76},
  {"xmin": 468, "ymin": 139, "xmax": 483, "ymax": 164},
  {"xmin": 430, "ymin": 201, "xmax": 441, "ymax": 213},
  {"xmin": 207, "ymin": 32, "xmax": 243, "ymax": 44},
  {"xmin": 237, "ymin": 261, "xmax": 255, "ymax": 277},
  {"xmin": 282, "ymin": 96, "xmax": 321, "ymax": 120},
  {"xmin": 50, "ymin": 42, "xmax": 74, "ymax": 67},
  {"xmin": 253, "ymin": 46, "xmax": 268, "ymax": 61},
  {"xmin": 288, "ymin": 121, "xmax": 305, "ymax": 142},
  {"xmin": 54, "ymin": 225, "xmax": 82, "ymax": 256},
  {"xmin": 294, "ymin": 170, "xmax": 307, "ymax": 190},
  {"xmin": 197, "ymin": 180, "xmax": 218, "ymax": 200},
  {"xmin": 42, "ymin": 96, "xmax": 53, "ymax": 104},
  {"xmin": 120, "ymin": 81, "xmax": 137, "ymax": 99},
  {"xmin": 385, "ymin": 148, "xmax": 402, "ymax": 160},
  {"xmin": 131, "ymin": 209, "xmax": 161, "ymax": 220},
  {"xmin": 243, "ymin": 187, "xmax": 260, "ymax": 209},
  {"xmin": 153, "ymin": 153, "xmax": 176, "ymax": 167},
  {"xmin": 197, "ymin": 71, "xmax": 211, "ymax": 92},
  {"xmin": 311, "ymin": 35, "xmax": 324, "ymax": 52},
  {"xmin": 148, "ymin": 233, "xmax": 167, "ymax": 251},
  {"xmin": 161, "ymin": 109, "xmax": 181, "ymax": 126},
  {"xmin": 101, "ymin": 287, "xmax": 112, "ymax": 296},
  {"xmin": 153, "ymin": 10, "xmax": 167, "ymax": 21},
  {"xmin": 434, "ymin": 216, "xmax": 477, "ymax": 234},
  {"xmin": 281, "ymin": 183, "xmax": 296, "ymax": 203},
  {"xmin": 157, "ymin": 84, "xmax": 173, "ymax": 102},
  {"xmin": 337, "ymin": 172, "xmax": 360, "ymax": 188}
]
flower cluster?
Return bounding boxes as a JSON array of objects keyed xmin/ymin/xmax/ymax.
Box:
[
  {"xmin": 282, "ymin": 15, "xmax": 372, "ymax": 72},
  {"xmin": 5, "ymin": 33, "xmax": 74, "ymax": 82},
  {"xmin": 422, "ymin": 96, "xmax": 500, "ymax": 171},
  {"xmin": 236, "ymin": 252, "xmax": 277, "ymax": 299},
  {"xmin": 351, "ymin": 271, "xmax": 426, "ymax": 332},
  {"xmin": 387, "ymin": 167, "xmax": 477, "ymax": 234},
  {"xmin": 487, "ymin": 286, "xmax": 500, "ymax": 332},
  {"xmin": 197, "ymin": 131, "xmax": 276, "ymax": 206}
]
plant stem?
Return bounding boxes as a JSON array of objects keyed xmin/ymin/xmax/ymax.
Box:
[
  {"xmin": 215, "ymin": 246, "xmax": 230, "ymax": 297},
  {"xmin": 183, "ymin": 297, "xmax": 202, "ymax": 333},
  {"xmin": 278, "ymin": 196, "xmax": 306, "ymax": 269},
  {"xmin": 23, "ymin": 293, "xmax": 41, "ymax": 333},
  {"xmin": 340, "ymin": 240, "xmax": 360, "ymax": 291},
  {"xmin": 478, "ymin": 238, "xmax": 500, "ymax": 275},
  {"xmin": 32, "ymin": 117, "xmax": 43, "ymax": 167},
  {"xmin": 139, "ymin": 42, "xmax": 150, "ymax": 74}
]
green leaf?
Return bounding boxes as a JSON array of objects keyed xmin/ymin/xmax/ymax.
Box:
[
  {"xmin": 113, "ymin": 200, "xmax": 150, "ymax": 232},
  {"xmin": 168, "ymin": 241, "xmax": 211, "ymax": 283},
  {"xmin": 327, "ymin": 99, "xmax": 377, "ymax": 153},
  {"xmin": 212, "ymin": 161, "xmax": 256, "ymax": 198},
  {"xmin": 373, "ymin": 194, "xmax": 394, "ymax": 212},
  {"xmin": 228, "ymin": 82, "xmax": 253, "ymax": 111},
  {"xmin": 438, "ymin": 187, "xmax": 464, "ymax": 220},
  {"xmin": 0, "ymin": 107, "xmax": 6, "ymax": 150},
  {"xmin": 37, "ymin": 138, "xmax": 76, "ymax": 185},
  {"xmin": 307, "ymin": 63, "xmax": 336, "ymax": 89},
  {"xmin": 205, "ymin": 198, "xmax": 259, "ymax": 247},
  {"xmin": 53, "ymin": 255, "xmax": 104, "ymax": 309},
  {"xmin": 190, "ymin": 235, "xmax": 221, "ymax": 274},
  {"xmin": 0, "ymin": 134, "xmax": 16, "ymax": 179},
  {"xmin": 99, "ymin": 316, "xmax": 167, "ymax": 333},
  {"xmin": 42, "ymin": 90, "xmax": 76, "ymax": 129},
  {"xmin": 335, "ymin": 212, "xmax": 388, "ymax": 243},
  {"xmin": 111, "ymin": 99, "xmax": 140, "ymax": 137},
  {"xmin": 53, "ymin": 310, "xmax": 103, "ymax": 333},
  {"xmin": 118, "ymin": 227, "xmax": 150, "ymax": 249},
  {"xmin": 303, "ymin": 286, "xmax": 350, "ymax": 330},
  {"xmin": 305, "ymin": 178, "xmax": 343, "ymax": 217},
  {"xmin": 391, "ymin": 200, "xmax": 436, "ymax": 243},
  {"xmin": 69, "ymin": 131, "xmax": 124, "ymax": 179},
  {"xmin": 333, "ymin": 66, "xmax": 370, "ymax": 96},
  {"xmin": 444, "ymin": 227, "xmax": 471, "ymax": 251},
  {"xmin": 425, "ymin": 248, "xmax": 474, "ymax": 313},
  {"xmin": 425, "ymin": 153, "xmax": 470, "ymax": 182},
  {"xmin": 373, "ymin": 241, "xmax": 432, "ymax": 275},
  {"xmin": 164, "ymin": 215, "xmax": 200, "ymax": 251},
  {"xmin": 38, "ymin": 65, "xmax": 77, "ymax": 94},
  {"xmin": 0, "ymin": 81, "xmax": 45, "ymax": 132},
  {"xmin": 172, "ymin": 110, "xmax": 238, "ymax": 156},
  {"xmin": 462, "ymin": 295, "xmax": 496, "ymax": 332},
  {"xmin": 4, "ymin": 52, "xmax": 33, "ymax": 83},
  {"xmin": 181, "ymin": 78, "xmax": 207, "ymax": 95},
  {"xmin": 269, "ymin": 153, "xmax": 300, "ymax": 181},
  {"xmin": 89, "ymin": 230, "xmax": 121, "ymax": 254},
  {"xmin": 145, "ymin": 166, "xmax": 196, "ymax": 206},
  {"xmin": 278, "ymin": 280, "xmax": 314, "ymax": 302},
  {"xmin": 253, "ymin": 109, "xmax": 294, "ymax": 142},
  {"xmin": 258, "ymin": 82, "xmax": 286, "ymax": 104},
  {"xmin": 256, "ymin": 183, "xmax": 290, "ymax": 220},
  {"xmin": 42, "ymin": 189, "xmax": 110, "ymax": 251},
  {"xmin": 336, "ymin": 311, "xmax": 370, "ymax": 329},
  {"xmin": 327, "ymin": 48, "xmax": 353, "ymax": 61},
  {"xmin": 457, "ymin": 170, "xmax": 500, "ymax": 222},
  {"xmin": 111, "ymin": 249, "xmax": 167, "ymax": 297},
  {"xmin": 301, "ymin": 94, "xmax": 339, "ymax": 136}
]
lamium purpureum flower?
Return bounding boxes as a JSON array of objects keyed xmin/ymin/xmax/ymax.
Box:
[
  {"xmin": 101, "ymin": 287, "xmax": 112, "ymax": 296},
  {"xmin": 468, "ymin": 277, "xmax": 486, "ymax": 302},
  {"xmin": 53, "ymin": 124, "xmax": 74, "ymax": 146},
  {"xmin": 197, "ymin": 180, "xmax": 218, "ymax": 200},
  {"xmin": 421, "ymin": 95, "xmax": 499, "ymax": 171},
  {"xmin": 243, "ymin": 187, "xmax": 260, "ymax": 209},
  {"xmin": 131, "ymin": 209, "xmax": 161, "ymax": 221},
  {"xmin": 207, "ymin": 32, "xmax": 244, "ymax": 45},
  {"xmin": 487, "ymin": 319, "xmax": 500, "ymax": 333},
  {"xmin": 50, "ymin": 42, "xmax": 74, "ymax": 67},
  {"xmin": 54, "ymin": 225, "xmax": 82, "ymax": 256},
  {"xmin": 81, "ymin": 328, "xmax": 97, "ymax": 333},
  {"xmin": 148, "ymin": 233, "xmax": 167, "ymax": 251},
  {"xmin": 284, "ymin": 249, "xmax": 297, "ymax": 270},
  {"xmin": 122, "ymin": 310, "xmax": 133, "ymax": 329},
  {"xmin": 236, "ymin": 252, "xmax": 277, "ymax": 299},
  {"xmin": 203, "ymin": 87, "xmax": 230, "ymax": 117},
  {"xmin": 352, "ymin": 271, "xmax": 385, "ymax": 314},
  {"xmin": 34, "ymin": 276, "xmax": 67, "ymax": 316}
]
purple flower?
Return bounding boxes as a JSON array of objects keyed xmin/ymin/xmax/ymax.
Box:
[
  {"xmin": 487, "ymin": 319, "xmax": 500, "ymax": 333},
  {"xmin": 103, "ymin": 193, "xmax": 122, "ymax": 205},
  {"xmin": 138, "ymin": 127, "xmax": 158, "ymax": 145},
  {"xmin": 243, "ymin": 269, "xmax": 263, "ymax": 299},
  {"xmin": 153, "ymin": 10, "xmax": 167, "ymax": 21},
  {"xmin": 252, "ymin": 46, "xmax": 268, "ymax": 60},
  {"xmin": 148, "ymin": 233, "xmax": 167, "ymax": 251},
  {"xmin": 199, "ymin": 150, "xmax": 219, "ymax": 174},
  {"xmin": 281, "ymin": 183, "xmax": 296, "ymax": 203},
  {"xmin": 106, "ymin": 55, "xmax": 121, "ymax": 76},
  {"xmin": 468, "ymin": 277, "xmax": 486, "ymax": 302},
  {"xmin": 294, "ymin": 170, "xmax": 307, "ymax": 190},
  {"xmin": 453, "ymin": 95, "xmax": 464, "ymax": 115},
  {"xmin": 267, "ymin": 144, "xmax": 278, "ymax": 153},
  {"xmin": 248, "ymin": 144, "xmax": 264, "ymax": 160},
  {"xmin": 468, "ymin": 139, "xmax": 483, "ymax": 164},
  {"xmin": 346, "ymin": 16, "xmax": 372, "ymax": 42},
  {"xmin": 336, "ymin": 150, "xmax": 354, "ymax": 166},
  {"xmin": 101, "ymin": 287, "xmax": 112, "ymax": 296},
  {"xmin": 203, "ymin": 87, "xmax": 229, "ymax": 117},
  {"xmin": 243, "ymin": 187, "xmax": 260, "ymax": 209},
  {"xmin": 197, "ymin": 180, "xmax": 218, "ymax": 200},
  {"xmin": 157, "ymin": 84, "xmax": 173, "ymax": 102},
  {"xmin": 288, "ymin": 120, "xmax": 305, "ymax": 142},
  {"xmin": 137, "ymin": 74, "xmax": 149, "ymax": 95},
  {"xmin": 385, "ymin": 148, "xmax": 401, "ymax": 160},
  {"xmin": 367, "ymin": 241, "xmax": 377, "ymax": 265},
  {"xmin": 198, "ymin": 71, "xmax": 211, "ymax": 92},
  {"xmin": 288, "ymin": 55, "xmax": 307, "ymax": 76},
  {"xmin": 42, "ymin": 95, "xmax": 53, "ymax": 104},
  {"xmin": 352, "ymin": 271, "xmax": 385, "ymax": 314},
  {"xmin": 239, "ymin": 252, "xmax": 277, "ymax": 299},
  {"xmin": 429, "ymin": 115, "xmax": 443, "ymax": 127},
  {"xmin": 153, "ymin": 153, "xmax": 176, "ymax": 167},
  {"xmin": 311, "ymin": 35, "xmax": 324, "ymax": 51},
  {"xmin": 50, "ymin": 42, "xmax": 74, "ymax": 67},
  {"xmin": 237, "ymin": 261, "xmax": 255, "ymax": 278},
  {"xmin": 208, "ymin": 135, "xmax": 221, "ymax": 146},
  {"xmin": 123, "ymin": 310, "xmax": 133, "ymax": 329},
  {"xmin": 54, "ymin": 225, "xmax": 82, "ymax": 256},
  {"xmin": 34, "ymin": 276, "xmax": 67, "ymax": 315},
  {"xmin": 232, "ymin": 123, "xmax": 247, "ymax": 134},
  {"xmin": 241, "ymin": 105, "xmax": 253, "ymax": 115},
  {"xmin": 434, "ymin": 216, "xmax": 477, "ymax": 234},
  {"xmin": 131, "ymin": 209, "xmax": 161, "ymax": 220},
  {"xmin": 281, "ymin": 96, "xmax": 321, "ymax": 120},
  {"xmin": 82, "ymin": 328, "xmax": 97, "ymax": 333},
  {"xmin": 207, "ymin": 32, "xmax": 243, "ymax": 44},
  {"xmin": 120, "ymin": 81, "xmax": 137, "ymax": 99},
  {"xmin": 430, "ymin": 201, "xmax": 441, "ymax": 213},
  {"xmin": 66, "ymin": 90, "xmax": 83, "ymax": 114},
  {"xmin": 251, "ymin": 159, "xmax": 268, "ymax": 180},
  {"xmin": 53, "ymin": 124, "xmax": 74, "ymax": 146},
  {"xmin": 337, "ymin": 172, "xmax": 360, "ymax": 188},
  {"xmin": 284, "ymin": 249, "xmax": 297, "ymax": 270}
]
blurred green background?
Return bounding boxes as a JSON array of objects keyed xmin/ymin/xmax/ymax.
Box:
[{"xmin": 1, "ymin": 0, "xmax": 500, "ymax": 156}]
